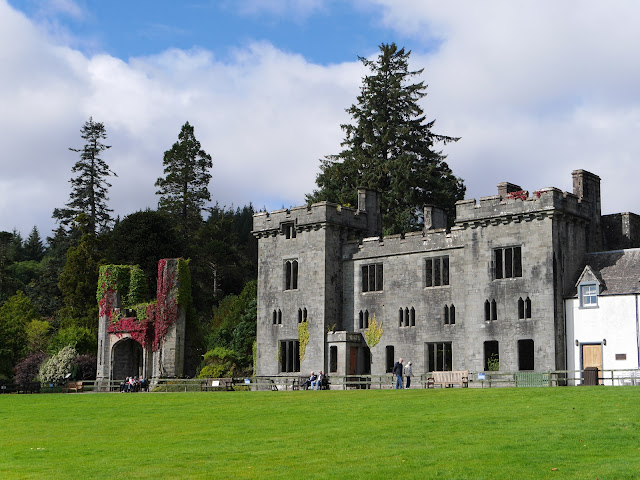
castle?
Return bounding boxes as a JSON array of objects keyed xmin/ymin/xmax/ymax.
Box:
[{"xmin": 253, "ymin": 169, "xmax": 640, "ymax": 379}]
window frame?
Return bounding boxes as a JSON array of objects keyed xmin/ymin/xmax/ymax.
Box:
[
  {"xmin": 494, "ymin": 246, "xmax": 522, "ymax": 280},
  {"xmin": 284, "ymin": 259, "xmax": 298, "ymax": 290},
  {"xmin": 579, "ymin": 283, "xmax": 599, "ymax": 308},
  {"xmin": 362, "ymin": 263, "xmax": 383, "ymax": 293},
  {"xmin": 425, "ymin": 256, "xmax": 450, "ymax": 288}
]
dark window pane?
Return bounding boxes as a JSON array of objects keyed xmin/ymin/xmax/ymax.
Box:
[
  {"xmin": 505, "ymin": 247, "xmax": 513, "ymax": 278},
  {"xmin": 369, "ymin": 266, "xmax": 376, "ymax": 292},
  {"xmin": 434, "ymin": 258, "xmax": 441, "ymax": 286},
  {"xmin": 292, "ymin": 261, "xmax": 298, "ymax": 289},
  {"xmin": 425, "ymin": 259, "xmax": 433, "ymax": 287},
  {"xmin": 362, "ymin": 266, "xmax": 369, "ymax": 292},
  {"xmin": 495, "ymin": 249, "xmax": 503, "ymax": 279},
  {"xmin": 376, "ymin": 264, "xmax": 383, "ymax": 291},
  {"xmin": 285, "ymin": 261, "xmax": 291, "ymax": 289},
  {"xmin": 444, "ymin": 305, "xmax": 449, "ymax": 324},
  {"xmin": 442, "ymin": 257, "xmax": 449, "ymax": 285},
  {"xmin": 450, "ymin": 305, "xmax": 455, "ymax": 325},
  {"xmin": 514, "ymin": 247, "xmax": 522, "ymax": 277}
]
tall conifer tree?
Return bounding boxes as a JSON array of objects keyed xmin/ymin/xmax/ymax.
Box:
[
  {"xmin": 307, "ymin": 43, "xmax": 465, "ymax": 233},
  {"xmin": 53, "ymin": 118, "xmax": 116, "ymax": 233},
  {"xmin": 155, "ymin": 122, "xmax": 213, "ymax": 231}
]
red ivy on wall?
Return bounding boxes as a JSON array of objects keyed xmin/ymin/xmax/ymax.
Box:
[{"xmin": 101, "ymin": 259, "xmax": 182, "ymax": 352}]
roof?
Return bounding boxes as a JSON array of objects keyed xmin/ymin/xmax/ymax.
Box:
[{"xmin": 572, "ymin": 248, "xmax": 640, "ymax": 296}]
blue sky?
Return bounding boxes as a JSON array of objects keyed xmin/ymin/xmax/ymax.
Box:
[{"xmin": 2, "ymin": 0, "xmax": 640, "ymax": 239}]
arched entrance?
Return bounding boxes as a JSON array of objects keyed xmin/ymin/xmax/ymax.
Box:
[{"xmin": 111, "ymin": 338, "xmax": 143, "ymax": 380}]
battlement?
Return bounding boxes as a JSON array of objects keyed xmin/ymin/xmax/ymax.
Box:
[
  {"xmin": 454, "ymin": 187, "xmax": 591, "ymax": 224},
  {"xmin": 253, "ymin": 188, "xmax": 382, "ymax": 238}
]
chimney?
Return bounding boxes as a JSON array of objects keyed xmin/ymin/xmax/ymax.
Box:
[
  {"xmin": 497, "ymin": 182, "xmax": 523, "ymax": 198},
  {"xmin": 357, "ymin": 188, "xmax": 382, "ymax": 237},
  {"xmin": 423, "ymin": 205, "xmax": 447, "ymax": 232},
  {"xmin": 572, "ymin": 170, "xmax": 602, "ymax": 251}
]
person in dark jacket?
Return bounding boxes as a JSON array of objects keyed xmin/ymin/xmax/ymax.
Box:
[{"xmin": 393, "ymin": 358, "xmax": 403, "ymax": 389}]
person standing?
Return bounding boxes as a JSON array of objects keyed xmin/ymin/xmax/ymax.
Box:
[
  {"xmin": 404, "ymin": 361, "xmax": 413, "ymax": 388},
  {"xmin": 393, "ymin": 358, "xmax": 404, "ymax": 389}
]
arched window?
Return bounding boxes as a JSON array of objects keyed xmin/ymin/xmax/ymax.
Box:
[
  {"xmin": 364, "ymin": 310, "xmax": 369, "ymax": 328},
  {"xmin": 285, "ymin": 260, "xmax": 298, "ymax": 290},
  {"xmin": 273, "ymin": 310, "xmax": 277, "ymax": 325},
  {"xmin": 518, "ymin": 297, "xmax": 525, "ymax": 319},
  {"xmin": 450, "ymin": 305, "xmax": 456, "ymax": 325},
  {"xmin": 410, "ymin": 307, "xmax": 415, "ymax": 326},
  {"xmin": 359, "ymin": 311, "xmax": 364, "ymax": 329},
  {"xmin": 399, "ymin": 308, "xmax": 403, "ymax": 327},
  {"xmin": 277, "ymin": 309, "xmax": 282, "ymax": 324},
  {"xmin": 298, "ymin": 308, "xmax": 303, "ymax": 323},
  {"xmin": 491, "ymin": 299, "xmax": 497, "ymax": 320},
  {"xmin": 484, "ymin": 300, "xmax": 491, "ymax": 321},
  {"xmin": 444, "ymin": 305, "xmax": 450, "ymax": 325},
  {"xmin": 525, "ymin": 297, "xmax": 531, "ymax": 319}
]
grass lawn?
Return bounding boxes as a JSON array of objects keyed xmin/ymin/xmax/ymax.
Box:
[{"xmin": 1, "ymin": 386, "xmax": 639, "ymax": 479}]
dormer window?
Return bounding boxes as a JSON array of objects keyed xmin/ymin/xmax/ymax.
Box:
[{"xmin": 580, "ymin": 283, "xmax": 598, "ymax": 308}]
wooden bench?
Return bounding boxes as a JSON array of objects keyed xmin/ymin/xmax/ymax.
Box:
[
  {"xmin": 200, "ymin": 378, "xmax": 234, "ymax": 391},
  {"xmin": 62, "ymin": 381, "xmax": 84, "ymax": 393},
  {"xmin": 18, "ymin": 382, "xmax": 41, "ymax": 394},
  {"xmin": 0, "ymin": 383, "xmax": 18, "ymax": 394},
  {"xmin": 427, "ymin": 370, "xmax": 469, "ymax": 388}
]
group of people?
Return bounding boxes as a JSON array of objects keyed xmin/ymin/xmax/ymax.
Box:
[
  {"xmin": 302, "ymin": 370, "xmax": 325, "ymax": 390},
  {"xmin": 392, "ymin": 358, "xmax": 413, "ymax": 389},
  {"xmin": 119, "ymin": 376, "xmax": 148, "ymax": 392}
]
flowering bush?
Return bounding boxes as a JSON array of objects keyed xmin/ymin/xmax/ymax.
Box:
[{"xmin": 39, "ymin": 345, "xmax": 77, "ymax": 385}]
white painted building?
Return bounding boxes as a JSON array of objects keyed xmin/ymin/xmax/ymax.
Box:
[{"xmin": 565, "ymin": 249, "xmax": 640, "ymax": 385}]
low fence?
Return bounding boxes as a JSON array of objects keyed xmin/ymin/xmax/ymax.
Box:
[{"xmin": 4, "ymin": 369, "xmax": 638, "ymax": 394}]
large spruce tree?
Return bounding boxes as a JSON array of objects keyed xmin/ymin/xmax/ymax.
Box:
[
  {"xmin": 307, "ymin": 43, "xmax": 465, "ymax": 234},
  {"xmin": 53, "ymin": 117, "xmax": 116, "ymax": 233},
  {"xmin": 155, "ymin": 122, "xmax": 213, "ymax": 231}
]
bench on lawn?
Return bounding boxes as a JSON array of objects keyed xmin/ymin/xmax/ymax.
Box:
[
  {"xmin": 294, "ymin": 375, "xmax": 330, "ymax": 390},
  {"xmin": 0, "ymin": 383, "xmax": 18, "ymax": 394},
  {"xmin": 427, "ymin": 370, "xmax": 469, "ymax": 388},
  {"xmin": 62, "ymin": 381, "xmax": 84, "ymax": 393},
  {"xmin": 18, "ymin": 382, "xmax": 41, "ymax": 394},
  {"xmin": 200, "ymin": 378, "xmax": 234, "ymax": 391}
]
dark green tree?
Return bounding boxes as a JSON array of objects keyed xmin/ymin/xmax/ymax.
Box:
[
  {"xmin": 0, "ymin": 291, "xmax": 39, "ymax": 379},
  {"xmin": 53, "ymin": 117, "xmax": 116, "ymax": 233},
  {"xmin": 24, "ymin": 226, "xmax": 45, "ymax": 262},
  {"xmin": 155, "ymin": 122, "xmax": 213, "ymax": 231},
  {"xmin": 307, "ymin": 43, "xmax": 465, "ymax": 234}
]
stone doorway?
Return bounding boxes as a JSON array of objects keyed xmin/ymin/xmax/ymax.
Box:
[{"xmin": 111, "ymin": 338, "xmax": 143, "ymax": 381}]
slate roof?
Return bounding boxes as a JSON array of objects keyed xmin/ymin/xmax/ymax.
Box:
[{"xmin": 571, "ymin": 248, "xmax": 640, "ymax": 297}]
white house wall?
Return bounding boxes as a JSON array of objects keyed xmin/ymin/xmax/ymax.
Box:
[{"xmin": 565, "ymin": 295, "xmax": 640, "ymax": 382}]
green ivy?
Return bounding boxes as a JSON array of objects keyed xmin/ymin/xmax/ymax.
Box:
[
  {"xmin": 97, "ymin": 264, "xmax": 148, "ymax": 308},
  {"xmin": 132, "ymin": 301, "xmax": 157, "ymax": 321},
  {"xmin": 298, "ymin": 321, "xmax": 310, "ymax": 363},
  {"xmin": 127, "ymin": 266, "xmax": 146, "ymax": 306}
]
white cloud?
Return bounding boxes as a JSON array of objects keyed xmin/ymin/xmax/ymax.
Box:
[
  {"xmin": 366, "ymin": 0, "xmax": 640, "ymax": 214},
  {"xmin": 0, "ymin": 1, "xmax": 363, "ymax": 237},
  {"xmin": 230, "ymin": 0, "xmax": 327, "ymax": 19}
]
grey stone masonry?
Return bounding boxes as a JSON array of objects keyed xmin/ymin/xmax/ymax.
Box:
[{"xmin": 254, "ymin": 169, "xmax": 622, "ymax": 381}]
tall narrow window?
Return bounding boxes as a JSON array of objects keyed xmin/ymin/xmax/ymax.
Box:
[
  {"xmin": 283, "ymin": 223, "xmax": 296, "ymax": 239},
  {"xmin": 273, "ymin": 310, "xmax": 277, "ymax": 325},
  {"xmin": 484, "ymin": 341, "xmax": 499, "ymax": 371},
  {"xmin": 524, "ymin": 297, "xmax": 531, "ymax": 319},
  {"xmin": 518, "ymin": 297, "xmax": 525, "ymax": 319},
  {"xmin": 425, "ymin": 257, "xmax": 450, "ymax": 287},
  {"xmin": 518, "ymin": 339, "xmax": 534, "ymax": 370},
  {"xmin": 285, "ymin": 260, "xmax": 298, "ymax": 290},
  {"xmin": 385, "ymin": 346, "xmax": 395, "ymax": 373},
  {"xmin": 444, "ymin": 305, "xmax": 450, "ymax": 325},
  {"xmin": 410, "ymin": 307, "xmax": 415, "ymax": 327},
  {"xmin": 484, "ymin": 300, "xmax": 491, "ymax": 321},
  {"xmin": 359, "ymin": 311, "xmax": 364, "ymax": 329},
  {"xmin": 450, "ymin": 305, "xmax": 455, "ymax": 325},
  {"xmin": 329, "ymin": 346, "xmax": 338, "ymax": 373},
  {"xmin": 277, "ymin": 309, "xmax": 282, "ymax": 325},
  {"xmin": 298, "ymin": 308, "xmax": 303, "ymax": 323},
  {"xmin": 364, "ymin": 310, "xmax": 369, "ymax": 328},
  {"xmin": 362, "ymin": 264, "xmax": 383, "ymax": 292},
  {"xmin": 426, "ymin": 342, "xmax": 452, "ymax": 372},
  {"xmin": 303, "ymin": 308, "xmax": 307, "ymax": 322},
  {"xmin": 494, "ymin": 247, "xmax": 522, "ymax": 279},
  {"xmin": 398, "ymin": 309, "xmax": 403, "ymax": 327},
  {"xmin": 279, "ymin": 340, "xmax": 300, "ymax": 373},
  {"xmin": 491, "ymin": 299, "xmax": 497, "ymax": 320}
]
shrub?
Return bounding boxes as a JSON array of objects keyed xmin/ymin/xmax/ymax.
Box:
[
  {"xmin": 39, "ymin": 345, "xmax": 77, "ymax": 385},
  {"xmin": 49, "ymin": 326, "xmax": 96, "ymax": 355},
  {"xmin": 72, "ymin": 354, "xmax": 97, "ymax": 380},
  {"xmin": 13, "ymin": 352, "xmax": 48, "ymax": 384}
]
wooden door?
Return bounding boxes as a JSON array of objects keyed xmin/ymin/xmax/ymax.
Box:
[
  {"xmin": 349, "ymin": 347, "xmax": 358, "ymax": 375},
  {"xmin": 582, "ymin": 344, "xmax": 602, "ymax": 384}
]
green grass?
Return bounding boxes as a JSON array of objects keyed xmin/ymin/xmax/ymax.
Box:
[{"xmin": 1, "ymin": 387, "xmax": 639, "ymax": 479}]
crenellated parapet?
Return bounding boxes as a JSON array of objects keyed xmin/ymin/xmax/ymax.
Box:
[
  {"xmin": 454, "ymin": 187, "xmax": 593, "ymax": 227},
  {"xmin": 253, "ymin": 189, "xmax": 382, "ymax": 239}
]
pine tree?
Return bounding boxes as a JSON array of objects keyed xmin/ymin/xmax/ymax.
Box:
[
  {"xmin": 307, "ymin": 43, "xmax": 465, "ymax": 234},
  {"xmin": 155, "ymin": 122, "xmax": 213, "ymax": 231},
  {"xmin": 24, "ymin": 226, "xmax": 45, "ymax": 262},
  {"xmin": 53, "ymin": 117, "xmax": 116, "ymax": 233}
]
